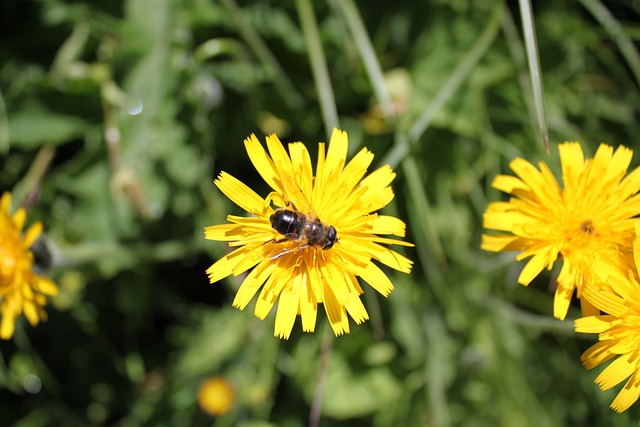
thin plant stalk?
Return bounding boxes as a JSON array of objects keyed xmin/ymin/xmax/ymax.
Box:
[
  {"xmin": 332, "ymin": 0, "xmax": 395, "ymax": 122},
  {"xmin": 518, "ymin": 0, "xmax": 550, "ymax": 152},
  {"xmin": 0, "ymin": 88, "xmax": 8, "ymax": 153},
  {"xmin": 579, "ymin": 0, "xmax": 640, "ymax": 88},
  {"xmin": 309, "ymin": 329, "xmax": 334, "ymax": 427},
  {"xmin": 381, "ymin": 3, "xmax": 503, "ymax": 169},
  {"xmin": 220, "ymin": 0, "xmax": 304, "ymax": 111},
  {"xmin": 14, "ymin": 146, "xmax": 56, "ymax": 209},
  {"xmin": 295, "ymin": 0, "xmax": 340, "ymax": 137}
]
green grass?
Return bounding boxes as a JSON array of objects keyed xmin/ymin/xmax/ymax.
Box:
[{"xmin": 2, "ymin": 0, "xmax": 640, "ymax": 426}]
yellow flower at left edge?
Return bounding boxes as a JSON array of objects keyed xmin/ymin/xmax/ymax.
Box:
[
  {"xmin": 575, "ymin": 224, "xmax": 640, "ymax": 413},
  {"xmin": 0, "ymin": 192, "xmax": 58, "ymax": 339},
  {"xmin": 482, "ymin": 143, "xmax": 640, "ymax": 320},
  {"xmin": 204, "ymin": 129, "xmax": 413, "ymax": 339}
]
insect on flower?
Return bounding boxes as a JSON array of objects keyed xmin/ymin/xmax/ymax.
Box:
[
  {"xmin": 269, "ymin": 175, "xmax": 338, "ymax": 258},
  {"xmin": 204, "ymin": 129, "xmax": 413, "ymax": 339}
]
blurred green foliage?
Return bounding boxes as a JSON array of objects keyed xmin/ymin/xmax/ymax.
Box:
[{"xmin": 2, "ymin": 0, "xmax": 640, "ymax": 426}]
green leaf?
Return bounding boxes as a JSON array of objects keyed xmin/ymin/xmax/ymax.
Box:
[
  {"xmin": 9, "ymin": 106, "xmax": 88, "ymax": 148},
  {"xmin": 321, "ymin": 354, "xmax": 403, "ymax": 419}
]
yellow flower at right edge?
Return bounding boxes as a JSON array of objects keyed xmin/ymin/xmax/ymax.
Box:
[
  {"xmin": 0, "ymin": 192, "xmax": 58, "ymax": 339},
  {"xmin": 575, "ymin": 224, "xmax": 640, "ymax": 413},
  {"xmin": 482, "ymin": 143, "xmax": 640, "ymax": 320}
]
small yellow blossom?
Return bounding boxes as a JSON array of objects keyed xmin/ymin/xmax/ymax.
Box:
[
  {"xmin": 575, "ymin": 228, "xmax": 640, "ymax": 413},
  {"xmin": 482, "ymin": 143, "xmax": 640, "ymax": 320},
  {"xmin": 0, "ymin": 192, "xmax": 58, "ymax": 339},
  {"xmin": 198, "ymin": 376, "xmax": 235, "ymax": 416},
  {"xmin": 205, "ymin": 129, "xmax": 413, "ymax": 339}
]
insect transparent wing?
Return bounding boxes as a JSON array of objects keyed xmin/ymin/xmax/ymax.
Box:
[{"xmin": 279, "ymin": 173, "xmax": 320, "ymax": 218}]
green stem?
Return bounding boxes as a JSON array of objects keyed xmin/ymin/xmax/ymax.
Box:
[
  {"xmin": 0, "ymin": 88, "xmax": 8, "ymax": 153},
  {"xmin": 309, "ymin": 328, "xmax": 334, "ymax": 427},
  {"xmin": 295, "ymin": 0, "xmax": 340, "ymax": 137},
  {"xmin": 381, "ymin": 3, "xmax": 503, "ymax": 169},
  {"xmin": 220, "ymin": 0, "xmax": 304, "ymax": 111},
  {"xmin": 579, "ymin": 0, "xmax": 640, "ymax": 88},
  {"xmin": 58, "ymin": 239, "xmax": 206, "ymax": 267},
  {"xmin": 14, "ymin": 145, "xmax": 56, "ymax": 208},
  {"xmin": 333, "ymin": 0, "xmax": 395, "ymax": 122},
  {"xmin": 518, "ymin": 0, "xmax": 549, "ymax": 152}
]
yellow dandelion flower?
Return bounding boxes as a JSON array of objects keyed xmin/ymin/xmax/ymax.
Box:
[
  {"xmin": 482, "ymin": 142, "xmax": 640, "ymax": 320},
  {"xmin": 198, "ymin": 376, "xmax": 235, "ymax": 416},
  {"xmin": 205, "ymin": 129, "xmax": 413, "ymax": 339},
  {"xmin": 0, "ymin": 192, "xmax": 58, "ymax": 339},
  {"xmin": 575, "ymin": 231, "xmax": 640, "ymax": 413}
]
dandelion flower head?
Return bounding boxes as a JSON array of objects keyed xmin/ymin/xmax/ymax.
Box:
[
  {"xmin": 205, "ymin": 129, "xmax": 413, "ymax": 339},
  {"xmin": 575, "ymin": 227, "xmax": 640, "ymax": 413},
  {"xmin": 198, "ymin": 376, "xmax": 235, "ymax": 416},
  {"xmin": 482, "ymin": 143, "xmax": 640, "ymax": 320},
  {"xmin": 0, "ymin": 192, "xmax": 58, "ymax": 339}
]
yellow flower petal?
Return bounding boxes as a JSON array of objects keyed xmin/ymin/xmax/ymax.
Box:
[
  {"xmin": 274, "ymin": 273, "xmax": 302, "ymax": 339},
  {"xmin": 574, "ymin": 315, "xmax": 614, "ymax": 334},
  {"xmin": 299, "ymin": 269, "xmax": 317, "ymax": 333},
  {"xmin": 517, "ymin": 253, "xmax": 549, "ymax": 286},
  {"xmin": 368, "ymin": 215, "xmax": 407, "ymax": 237},
  {"xmin": 358, "ymin": 261, "xmax": 394, "ymax": 297},
  {"xmin": 214, "ymin": 172, "xmax": 269, "ymax": 216},
  {"xmin": 232, "ymin": 260, "xmax": 277, "ymax": 310},
  {"xmin": 596, "ymin": 355, "xmax": 635, "ymax": 391},
  {"xmin": 580, "ymin": 340, "xmax": 616, "ymax": 369},
  {"xmin": 23, "ymin": 222, "xmax": 42, "ymax": 248},
  {"xmin": 340, "ymin": 147, "xmax": 375, "ymax": 194},
  {"xmin": 323, "ymin": 281, "xmax": 349, "ymax": 336},
  {"xmin": 0, "ymin": 314, "xmax": 15, "ymax": 339},
  {"xmin": 480, "ymin": 234, "xmax": 521, "ymax": 252},
  {"xmin": 321, "ymin": 129, "xmax": 348, "ymax": 188},
  {"xmin": 266, "ymin": 134, "xmax": 294, "ymax": 180},
  {"xmin": 580, "ymin": 285, "xmax": 628, "ymax": 317},
  {"xmin": 611, "ymin": 372, "xmax": 640, "ymax": 413},
  {"xmin": 244, "ymin": 134, "xmax": 280, "ymax": 192}
]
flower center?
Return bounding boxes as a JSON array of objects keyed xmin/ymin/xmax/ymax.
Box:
[
  {"xmin": 580, "ymin": 220, "xmax": 595, "ymax": 235},
  {"xmin": 559, "ymin": 218, "xmax": 601, "ymax": 257}
]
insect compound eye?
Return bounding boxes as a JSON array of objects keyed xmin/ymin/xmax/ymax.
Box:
[{"xmin": 323, "ymin": 226, "xmax": 338, "ymax": 250}]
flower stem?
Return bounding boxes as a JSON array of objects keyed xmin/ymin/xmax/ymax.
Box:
[
  {"xmin": 220, "ymin": 0, "xmax": 304, "ymax": 111},
  {"xmin": 309, "ymin": 329, "xmax": 334, "ymax": 427},
  {"xmin": 0, "ymin": 88, "xmax": 8, "ymax": 153},
  {"xmin": 295, "ymin": 0, "xmax": 340, "ymax": 137},
  {"xmin": 518, "ymin": 0, "xmax": 549, "ymax": 152},
  {"xmin": 579, "ymin": 0, "xmax": 640, "ymax": 88},
  {"xmin": 332, "ymin": 0, "xmax": 395, "ymax": 122},
  {"xmin": 15, "ymin": 145, "xmax": 56, "ymax": 209},
  {"xmin": 382, "ymin": 3, "xmax": 503, "ymax": 169}
]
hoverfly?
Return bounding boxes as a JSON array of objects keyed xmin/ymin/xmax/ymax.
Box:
[{"xmin": 268, "ymin": 175, "xmax": 338, "ymax": 258}]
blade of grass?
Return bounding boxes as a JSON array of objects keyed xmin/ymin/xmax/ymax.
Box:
[
  {"xmin": 295, "ymin": 0, "xmax": 340, "ymax": 136},
  {"xmin": 579, "ymin": 0, "xmax": 640, "ymax": 88},
  {"xmin": 331, "ymin": 0, "xmax": 395, "ymax": 122},
  {"xmin": 220, "ymin": 0, "xmax": 304, "ymax": 111},
  {"xmin": 0, "ymin": 89, "xmax": 8, "ymax": 153},
  {"xmin": 13, "ymin": 146, "xmax": 56, "ymax": 208},
  {"xmin": 518, "ymin": 0, "xmax": 550, "ymax": 152},
  {"xmin": 501, "ymin": 8, "xmax": 538, "ymax": 144},
  {"xmin": 381, "ymin": 3, "xmax": 503, "ymax": 169}
]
